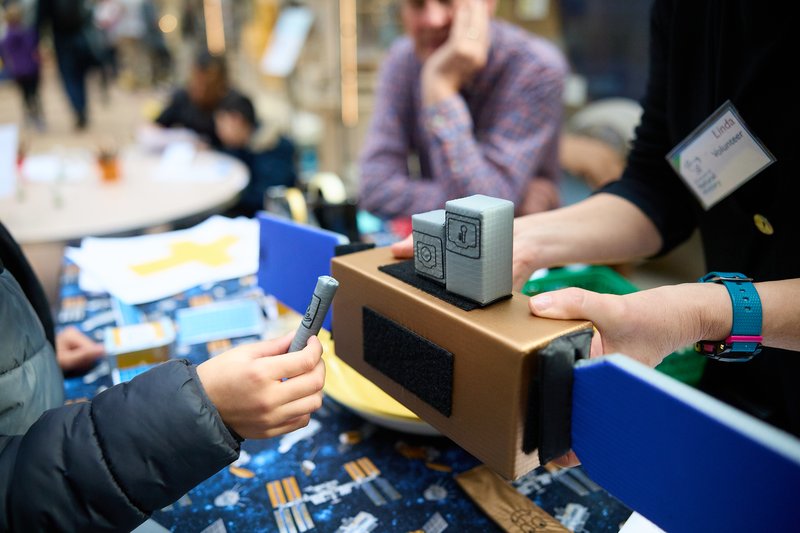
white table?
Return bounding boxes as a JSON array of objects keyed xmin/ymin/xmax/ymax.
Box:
[
  {"xmin": 1, "ymin": 146, "xmax": 248, "ymax": 243},
  {"xmin": 0, "ymin": 146, "xmax": 248, "ymax": 303}
]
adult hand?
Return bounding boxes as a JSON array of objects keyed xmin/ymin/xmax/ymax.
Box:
[
  {"xmin": 529, "ymin": 284, "xmax": 723, "ymax": 368},
  {"xmin": 390, "ymin": 234, "xmax": 414, "ymax": 259},
  {"xmin": 528, "ymin": 283, "xmax": 727, "ymax": 467},
  {"xmin": 196, "ymin": 334, "xmax": 325, "ymax": 440},
  {"xmin": 56, "ymin": 326, "xmax": 105, "ymax": 372},
  {"xmin": 421, "ymin": 0, "xmax": 490, "ymax": 105},
  {"xmin": 512, "ymin": 214, "xmax": 547, "ymax": 291}
]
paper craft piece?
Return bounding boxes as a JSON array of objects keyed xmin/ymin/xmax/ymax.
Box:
[
  {"xmin": 0, "ymin": 124, "xmax": 18, "ymax": 198},
  {"xmin": 69, "ymin": 216, "xmax": 259, "ymax": 304},
  {"xmin": 176, "ymin": 299, "xmax": 264, "ymax": 346},
  {"xmin": 104, "ymin": 318, "xmax": 175, "ymax": 369},
  {"xmin": 257, "ymin": 212, "xmax": 347, "ymax": 331},
  {"xmin": 65, "ymin": 247, "xmax": 106, "ymax": 294}
]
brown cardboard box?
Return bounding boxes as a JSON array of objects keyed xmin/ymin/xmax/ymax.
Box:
[{"xmin": 331, "ymin": 247, "xmax": 592, "ymax": 479}]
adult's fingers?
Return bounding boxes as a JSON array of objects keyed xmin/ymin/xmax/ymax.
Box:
[
  {"xmin": 390, "ymin": 235, "xmax": 414, "ymax": 259},
  {"xmin": 529, "ymin": 288, "xmax": 619, "ymax": 322}
]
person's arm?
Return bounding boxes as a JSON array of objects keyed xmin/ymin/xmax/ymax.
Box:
[
  {"xmin": 420, "ymin": 2, "xmax": 565, "ymax": 215},
  {"xmin": 391, "ymin": 191, "xmax": 661, "ymax": 288},
  {"xmin": 529, "ymin": 277, "xmax": 800, "ymax": 470},
  {"xmin": 529, "ymin": 279, "xmax": 800, "ymax": 366},
  {"xmin": 0, "ymin": 335, "xmax": 324, "ymax": 531},
  {"xmin": 420, "ymin": 0, "xmax": 490, "ymax": 106},
  {"xmin": 512, "ymin": 192, "xmax": 662, "ymax": 289},
  {"xmin": 357, "ymin": 40, "xmax": 425, "ymax": 217}
]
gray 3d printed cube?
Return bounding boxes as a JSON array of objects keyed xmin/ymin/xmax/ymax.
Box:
[
  {"xmin": 412, "ymin": 209, "xmax": 446, "ymax": 283},
  {"xmin": 445, "ymin": 195, "xmax": 513, "ymax": 304}
]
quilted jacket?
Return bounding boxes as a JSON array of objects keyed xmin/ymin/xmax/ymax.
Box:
[{"xmin": 0, "ymin": 223, "xmax": 240, "ymax": 531}]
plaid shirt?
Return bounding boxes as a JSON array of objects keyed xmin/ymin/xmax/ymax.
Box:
[{"xmin": 358, "ymin": 20, "xmax": 567, "ymax": 219}]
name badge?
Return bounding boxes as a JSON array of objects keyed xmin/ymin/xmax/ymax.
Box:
[{"xmin": 666, "ymin": 101, "xmax": 775, "ymax": 210}]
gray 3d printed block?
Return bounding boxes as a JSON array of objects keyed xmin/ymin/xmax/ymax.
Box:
[
  {"xmin": 412, "ymin": 209, "xmax": 446, "ymax": 283},
  {"xmin": 445, "ymin": 195, "xmax": 513, "ymax": 304}
]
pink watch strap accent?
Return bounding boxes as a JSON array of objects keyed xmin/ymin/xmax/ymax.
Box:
[{"xmin": 725, "ymin": 335, "xmax": 763, "ymax": 344}]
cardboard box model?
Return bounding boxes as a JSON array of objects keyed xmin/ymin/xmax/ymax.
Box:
[{"xmin": 331, "ymin": 247, "xmax": 592, "ymax": 479}]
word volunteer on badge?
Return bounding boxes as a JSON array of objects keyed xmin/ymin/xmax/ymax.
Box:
[{"xmin": 666, "ymin": 101, "xmax": 775, "ymax": 210}]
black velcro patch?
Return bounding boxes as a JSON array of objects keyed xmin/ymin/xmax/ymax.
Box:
[{"xmin": 362, "ymin": 306, "xmax": 453, "ymax": 417}]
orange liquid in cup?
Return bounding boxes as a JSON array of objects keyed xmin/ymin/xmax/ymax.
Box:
[{"xmin": 99, "ymin": 156, "xmax": 120, "ymax": 183}]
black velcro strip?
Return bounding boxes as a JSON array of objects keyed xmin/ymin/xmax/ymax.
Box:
[
  {"xmin": 380, "ymin": 260, "xmax": 512, "ymax": 311},
  {"xmin": 523, "ymin": 330, "xmax": 592, "ymax": 462},
  {"xmin": 362, "ymin": 306, "xmax": 453, "ymax": 417}
]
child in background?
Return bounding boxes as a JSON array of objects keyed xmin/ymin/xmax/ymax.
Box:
[
  {"xmin": 214, "ymin": 92, "xmax": 297, "ymax": 218},
  {"xmin": 1, "ymin": 3, "xmax": 44, "ymax": 130}
]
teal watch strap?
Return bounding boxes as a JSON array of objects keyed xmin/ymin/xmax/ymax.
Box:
[{"xmin": 696, "ymin": 272, "xmax": 762, "ymax": 362}]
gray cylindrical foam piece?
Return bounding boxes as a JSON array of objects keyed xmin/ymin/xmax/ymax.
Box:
[{"xmin": 289, "ymin": 275, "xmax": 339, "ymax": 352}]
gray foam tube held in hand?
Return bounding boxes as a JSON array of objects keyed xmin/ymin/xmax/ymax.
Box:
[{"xmin": 289, "ymin": 275, "xmax": 339, "ymax": 352}]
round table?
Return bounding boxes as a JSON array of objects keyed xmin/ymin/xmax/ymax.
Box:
[
  {"xmin": 1, "ymin": 146, "xmax": 248, "ymax": 244},
  {"xmin": 0, "ymin": 145, "xmax": 249, "ymax": 303}
]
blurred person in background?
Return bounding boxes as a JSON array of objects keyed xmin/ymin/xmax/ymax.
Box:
[
  {"xmin": 108, "ymin": 0, "xmax": 149, "ymax": 89},
  {"xmin": 0, "ymin": 2, "xmax": 44, "ymax": 130},
  {"xmin": 92, "ymin": 0, "xmax": 122, "ymax": 96},
  {"xmin": 142, "ymin": 0, "xmax": 171, "ymax": 86},
  {"xmin": 36, "ymin": 0, "xmax": 99, "ymax": 129},
  {"xmin": 214, "ymin": 92, "xmax": 297, "ymax": 218},
  {"xmin": 150, "ymin": 50, "xmax": 248, "ymax": 148},
  {"xmin": 358, "ymin": 0, "xmax": 567, "ymax": 220}
]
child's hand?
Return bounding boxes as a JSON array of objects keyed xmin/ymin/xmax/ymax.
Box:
[
  {"xmin": 56, "ymin": 326, "xmax": 105, "ymax": 372},
  {"xmin": 196, "ymin": 334, "xmax": 325, "ymax": 439}
]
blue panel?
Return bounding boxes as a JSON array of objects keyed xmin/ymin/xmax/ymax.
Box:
[
  {"xmin": 257, "ymin": 212, "xmax": 346, "ymax": 331},
  {"xmin": 176, "ymin": 299, "xmax": 263, "ymax": 345},
  {"xmin": 572, "ymin": 355, "xmax": 800, "ymax": 533}
]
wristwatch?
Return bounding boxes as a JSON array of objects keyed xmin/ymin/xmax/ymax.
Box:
[{"xmin": 694, "ymin": 272, "xmax": 762, "ymax": 362}]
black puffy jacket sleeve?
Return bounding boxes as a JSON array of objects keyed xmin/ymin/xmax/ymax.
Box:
[{"xmin": 0, "ymin": 360, "xmax": 240, "ymax": 532}]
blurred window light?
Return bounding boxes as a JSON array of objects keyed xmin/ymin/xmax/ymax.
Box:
[{"xmin": 204, "ymin": 0, "xmax": 226, "ymax": 56}]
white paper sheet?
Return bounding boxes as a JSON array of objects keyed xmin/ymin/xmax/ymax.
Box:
[
  {"xmin": 69, "ymin": 216, "xmax": 259, "ymax": 304},
  {"xmin": 22, "ymin": 151, "xmax": 97, "ymax": 182}
]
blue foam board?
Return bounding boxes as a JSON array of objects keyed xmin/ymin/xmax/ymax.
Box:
[
  {"xmin": 257, "ymin": 212, "xmax": 347, "ymax": 331},
  {"xmin": 572, "ymin": 355, "xmax": 800, "ymax": 533}
]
